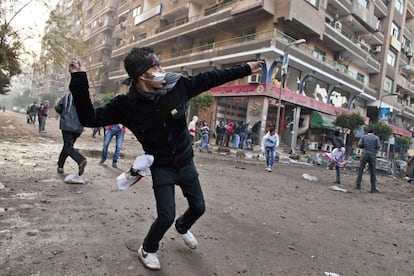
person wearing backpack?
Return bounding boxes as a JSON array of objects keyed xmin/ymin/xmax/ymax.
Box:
[{"xmin": 55, "ymin": 93, "xmax": 87, "ymax": 176}]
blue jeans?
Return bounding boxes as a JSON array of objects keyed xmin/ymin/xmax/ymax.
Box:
[
  {"xmin": 265, "ymin": 146, "xmax": 275, "ymax": 168},
  {"xmin": 233, "ymin": 134, "xmax": 240, "ymax": 149},
  {"xmin": 199, "ymin": 133, "xmax": 211, "ymax": 152},
  {"xmin": 246, "ymin": 138, "xmax": 252, "ymax": 150},
  {"xmin": 335, "ymin": 165, "xmax": 341, "ymax": 182},
  {"xmin": 102, "ymin": 128, "xmax": 124, "ymax": 164},
  {"xmin": 143, "ymin": 160, "xmax": 205, "ymax": 253}
]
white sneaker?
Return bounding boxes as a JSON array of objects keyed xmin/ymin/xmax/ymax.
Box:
[
  {"xmin": 137, "ymin": 246, "xmax": 161, "ymax": 270},
  {"xmin": 266, "ymin": 167, "xmax": 272, "ymax": 172},
  {"xmin": 177, "ymin": 228, "xmax": 198, "ymax": 249}
]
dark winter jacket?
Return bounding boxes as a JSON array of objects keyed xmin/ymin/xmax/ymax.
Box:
[{"xmin": 69, "ymin": 64, "xmax": 252, "ymax": 168}]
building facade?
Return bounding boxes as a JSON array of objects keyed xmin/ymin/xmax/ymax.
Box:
[{"xmin": 39, "ymin": 0, "xmax": 414, "ymax": 153}]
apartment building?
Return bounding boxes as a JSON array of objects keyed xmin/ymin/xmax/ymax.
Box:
[{"xmin": 39, "ymin": 0, "xmax": 414, "ymax": 151}]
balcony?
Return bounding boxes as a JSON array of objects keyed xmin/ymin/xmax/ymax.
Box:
[
  {"xmin": 351, "ymin": 1, "xmax": 379, "ymax": 32},
  {"xmin": 374, "ymin": 0, "xmax": 387, "ymax": 18},
  {"xmin": 85, "ymin": 4, "xmax": 117, "ymax": 25},
  {"xmin": 113, "ymin": 22, "xmax": 127, "ymax": 38},
  {"xmin": 167, "ymin": 28, "xmax": 372, "ymax": 89},
  {"xmin": 363, "ymin": 83, "xmax": 378, "ymax": 99},
  {"xmin": 83, "ymin": 18, "xmax": 117, "ymax": 40},
  {"xmin": 398, "ymin": 73, "xmax": 414, "ymax": 91},
  {"xmin": 117, "ymin": 0, "xmax": 129, "ymax": 17},
  {"xmin": 161, "ymin": 31, "xmax": 272, "ymax": 67},
  {"xmin": 91, "ymin": 40, "xmax": 113, "ymax": 52},
  {"xmin": 161, "ymin": 0, "xmax": 189, "ymax": 19},
  {"xmin": 109, "ymin": 68, "xmax": 127, "ymax": 80},
  {"xmin": 408, "ymin": 0, "xmax": 414, "ymax": 18},
  {"xmin": 327, "ymin": 0, "xmax": 352, "ymax": 18},
  {"xmin": 324, "ymin": 23, "xmax": 380, "ymax": 73},
  {"xmin": 111, "ymin": 0, "xmax": 273, "ymax": 58}
]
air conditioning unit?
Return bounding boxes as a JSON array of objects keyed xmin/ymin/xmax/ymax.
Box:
[
  {"xmin": 407, "ymin": 51, "xmax": 413, "ymax": 58},
  {"xmin": 334, "ymin": 21, "xmax": 342, "ymax": 31},
  {"xmin": 120, "ymin": 22, "xmax": 127, "ymax": 28},
  {"xmin": 247, "ymin": 74, "xmax": 262, "ymax": 84},
  {"xmin": 308, "ymin": 142, "xmax": 318, "ymax": 151},
  {"xmin": 371, "ymin": 46, "xmax": 382, "ymax": 53}
]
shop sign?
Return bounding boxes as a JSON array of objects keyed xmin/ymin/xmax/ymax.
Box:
[{"xmin": 210, "ymin": 84, "xmax": 353, "ymax": 116}]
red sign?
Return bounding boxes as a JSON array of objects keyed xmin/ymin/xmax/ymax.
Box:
[
  {"xmin": 210, "ymin": 84, "xmax": 352, "ymax": 116},
  {"xmin": 387, "ymin": 123, "xmax": 412, "ymax": 137}
]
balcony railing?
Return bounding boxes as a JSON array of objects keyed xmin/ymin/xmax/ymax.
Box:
[
  {"xmin": 352, "ymin": 1, "xmax": 379, "ymax": 32},
  {"xmin": 163, "ymin": 28, "xmax": 376, "ymax": 88}
]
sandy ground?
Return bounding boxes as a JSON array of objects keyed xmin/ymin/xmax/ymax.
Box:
[{"xmin": 0, "ymin": 110, "xmax": 413, "ymax": 276}]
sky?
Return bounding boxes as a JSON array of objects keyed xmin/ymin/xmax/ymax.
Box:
[{"xmin": 9, "ymin": 0, "xmax": 58, "ymax": 62}]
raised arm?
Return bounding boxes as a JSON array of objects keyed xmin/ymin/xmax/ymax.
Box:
[
  {"xmin": 68, "ymin": 60, "xmax": 121, "ymax": 127},
  {"xmin": 181, "ymin": 60, "xmax": 264, "ymax": 100}
]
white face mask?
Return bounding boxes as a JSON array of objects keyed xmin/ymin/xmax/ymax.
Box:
[{"xmin": 151, "ymin": 72, "xmax": 166, "ymax": 81}]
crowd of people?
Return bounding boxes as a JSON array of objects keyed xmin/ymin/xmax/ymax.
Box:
[
  {"xmin": 189, "ymin": 119, "xmax": 260, "ymax": 151},
  {"xmin": 25, "ymin": 101, "xmax": 50, "ymax": 133},
  {"xmin": 17, "ymin": 44, "xmax": 385, "ymax": 272}
]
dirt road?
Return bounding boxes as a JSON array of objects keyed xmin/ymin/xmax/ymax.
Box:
[{"xmin": 1, "ymin": 111, "xmax": 413, "ymax": 275}]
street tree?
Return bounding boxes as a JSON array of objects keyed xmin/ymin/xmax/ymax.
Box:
[
  {"xmin": 334, "ymin": 112, "xmax": 365, "ymax": 154},
  {"xmin": 188, "ymin": 92, "xmax": 214, "ymax": 116},
  {"xmin": 0, "ymin": 9, "xmax": 23, "ymax": 94},
  {"xmin": 1, "ymin": 0, "xmax": 55, "ymax": 94},
  {"xmin": 39, "ymin": 1, "xmax": 85, "ymax": 70},
  {"xmin": 368, "ymin": 121, "xmax": 393, "ymax": 143}
]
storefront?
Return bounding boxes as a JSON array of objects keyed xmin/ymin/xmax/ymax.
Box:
[{"xmin": 210, "ymin": 83, "xmax": 360, "ymax": 148}]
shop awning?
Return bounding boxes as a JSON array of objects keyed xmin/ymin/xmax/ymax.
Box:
[
  {"xmin": 310, "ymin": 111, "xmax": 336, "ymax": 129},
  {"xmin": 387, "ymin": 123, "xmax": 412, "ymax": 138}
]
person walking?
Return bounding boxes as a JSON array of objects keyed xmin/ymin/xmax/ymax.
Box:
[
  {"xmin": 38, "ymin": 100, "xmax": 49, "ymax": 133},
  {"xmin": 355, "ymin": 127, "xmax": 381, "ymax": 193},
  {"xmin": 92, "ymin": 127, "xmax": 103, "ymax": 138},
  {"xmin": 224, "ymin": 121, "xmax": 233, "ymax": 147},
  {"xmin": 100, "ymin": 124, "xmax": 125, "ymax": 168},
  {"xmin": 29, "ymin": 102, "xmax": 39, "ymax": 125},
  {"xmin": 232, "ymin": 122, "xmax": 242, "ymax": 149},
  {"xmin": 245, "ymin": 127, "xmax": 253, "ymax": 150},
  {"xmin": 188, "ymin": 115, "xmax": 198, "ymax": 145},
  {"xmin": 331, "ymin": 130, "xmax": 345, "ymax": 184},
  {"xmin": 199, "ymin": 121, "xmax": 212, "ymax": 153},
  {"xmin": 261, "ymin": 127, "xmax": 279, "ymax": 172},
  {"xmin": 215, "ymin": 121, "xmax": 225, "ymax": 146},
  {"xmin": 68, "ymin": 47, "xmax": 263, "ymax": 271},
  {"xmin": 239, "ymin": 121, "xmax": 249, "ymax": 149},
  {"xmin": 55, "ymin": 92, "xmax": 87, "ymax": 176}
]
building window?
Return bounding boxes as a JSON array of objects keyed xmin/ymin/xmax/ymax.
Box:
[
  {"xmin": 356, "ymin": 0, "xmax": 368, "ymax": 8},
  {"xmin": 387, "ymin": 51, "xmax": 396, "ymax": 67},
  {"xmin": 391, "ymin": 22, "xmax": 400, "ymax": 39},
  {"xmin": 395, "ymin": 0, "xmax": 404, "ymax": 14},
  {"xmin": 132, "ymin": 6, "xmax": 141, "ymax": 18},
  {"xmin": 305, "ymin": 0, "xmax": 319, "ymax": 8},
  {"xmin": 357, "ymin": 72, "xmax": 365, "ymax": 82},
  {"xmin": 312, "ymin": 47, "xmax": 326, "ymax": 62},
  {"xmin": 384, "ymin": 77, "xmax": 393, "ymax": 93}
]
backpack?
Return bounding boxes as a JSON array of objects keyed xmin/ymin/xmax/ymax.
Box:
[{"xmin": 55, "ymin": 93, "xmax": 83, "ymax": 133}]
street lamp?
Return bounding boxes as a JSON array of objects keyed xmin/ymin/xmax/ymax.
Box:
[
  {"xmin": 377, "ymin": 92, "xmax": 399, "ymax": 122},
  {"xmin": 275, "ymin": 38, "xmax": 306, "ymax": 134}
]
